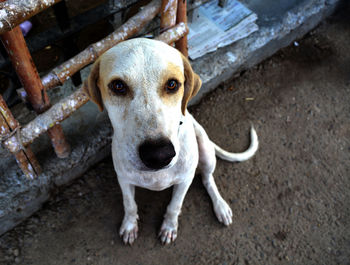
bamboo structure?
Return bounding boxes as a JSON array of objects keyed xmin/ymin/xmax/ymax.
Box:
[
  {"xmin": 0, "ymin": 95, "xmax": 41, "ymax": 179},
  {"xmin": 0, "ymin": 0, "xmax": 62, "ymax": 34},
  {"xmin": 175, "ymin": 0, "xmax": 188, "ymax": 57},
  {"xmin": 1, "ymin": 25, "xmax": 71, "ymax": 158},
  {"xmin": 0, "ymin": 0, "xmax": 189, "ymax": 178},
  {"xmin": 3, "ymin": 26, "xmax": 189, "ymax": 153},
  {"xmin": 160, "ymin": 0, "xmax": 178, "ymax": 32}
]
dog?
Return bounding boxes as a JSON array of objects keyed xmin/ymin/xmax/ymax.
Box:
[{"xmin": 84, "ymin": 38, "xmax": 258, "ymax": 245}]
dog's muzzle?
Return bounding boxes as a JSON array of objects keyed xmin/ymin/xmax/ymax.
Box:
[{"xmin": 138, "ymin": 138, "xmax": 176, "ymax": 170}]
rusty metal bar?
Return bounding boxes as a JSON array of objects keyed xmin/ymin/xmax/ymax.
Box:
[
  {"xmin": 1, "ymin": 25, "xmax": 71, "ymax": 158},
  {"xmin": 175, "ymin": 0, "xmax": 188, "ymax": 57},
  {"xmin": 0, "ymin": 0, "xmax": 62, "ymax": 34},
  {"xmin": 41, "ymin": 0, "xmax": 162, "ymax": 90},
  {"xmin": 0, "ymin": 94, "xmax": 41, "ymax": 179},
  {"xmin": 4, "ymin": 26, "xmax": 188, "ymax": 153},
  {"xmin": 160, "ymin": 0, "xmax": 178, "ymax": 32}
]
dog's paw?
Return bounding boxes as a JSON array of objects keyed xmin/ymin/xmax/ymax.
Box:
[
  {"xmin": 158, "ymin": 220, "xmax": 178, "ymax": 245},
  {"xmin": 119, "ymin": 216, "xmax": 138, "ymax": 245},
  {"xmin": 214, "ymin": 199, "xmax": 233, "ymax": 226}
]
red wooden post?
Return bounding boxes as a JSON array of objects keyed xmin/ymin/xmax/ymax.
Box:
[
  {"xmin": 0, "ymin": 26, "xmax": 70, "ymax": 158},
  {"xmin": 175, "ymin": 0, "xmax": 188, "ymax": 57},
  {"xmin": 160, "ymin": 0, "xmax": 178, "ymax": 33}
]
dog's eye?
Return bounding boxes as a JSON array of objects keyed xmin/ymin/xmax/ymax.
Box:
[
  {"xmin": 165, "ymin": 79, "xmax": 179, "ymax": 93},
  {"xmin": 109, "ymin": 79, "xmax": 128, "ymax": 95}
]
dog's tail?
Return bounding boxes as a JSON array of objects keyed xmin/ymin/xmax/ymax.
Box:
[{"xmin": 212, "ymin": 126, "xmax": 258, "ymax": 162}]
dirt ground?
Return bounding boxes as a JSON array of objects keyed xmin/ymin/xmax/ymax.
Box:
[{"xmin": 1, "ymin": 9, "xmax": 350, "ymax": 265}]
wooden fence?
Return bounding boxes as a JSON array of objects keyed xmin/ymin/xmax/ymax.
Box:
[{"xmin": 0, "ymin": 0, "xmax": 189, "ymax": 179}]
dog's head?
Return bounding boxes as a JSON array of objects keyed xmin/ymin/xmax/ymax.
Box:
[{"xmin": 84, "ymin": 38, "xmax": 201, "ymax": 171}]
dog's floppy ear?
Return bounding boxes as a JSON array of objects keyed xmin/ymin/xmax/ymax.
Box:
[
  {"xmin": 181, "ymin": 54, "xmax": 201, "ymax": 115},
  {"xmin": 84, "ymin": 58, "xmax": 104, "ymax": 111}
]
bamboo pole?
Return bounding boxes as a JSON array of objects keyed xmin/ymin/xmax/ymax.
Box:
[
  {"xmin": 0, "ymin": 94, "xmax": 41, "ymax": 179},
  {"xmin": 41, "ymin": 0, "xmax": 162, "ymax": 90},
  {"xmin": 0, "ymin": 0, "xmax": 62, "ymax": 34},
  {"xmin": 175, "ymin": 0, "xmax": 188, "ymax": 57},
  {"xmin": 160, "ymin": 0, "xmax": 178, "ymax": 32},
  {"xmin": 1, "ymin": 25, "xmax": 71, "ymax": 158},
  {"xmin": 4, "ymin": 26, "xmax": 189, "ymax": 153}
]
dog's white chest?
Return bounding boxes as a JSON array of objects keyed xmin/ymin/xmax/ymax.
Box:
[
  {"xmin": 130, "ymin": 163, "xmax": 192, "ymax": 191},
  {"xmin": 111, "ymin": 119, "xmax": 199, "ymax": 191}
]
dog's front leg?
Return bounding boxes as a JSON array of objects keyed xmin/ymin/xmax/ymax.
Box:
[
  {"xmin": 159, "ymin": 177, "xmax": 194, "ymax": 244},
  {"xmin": 118, "ymin": 180, "xmax": 139, "ymax": 244}
]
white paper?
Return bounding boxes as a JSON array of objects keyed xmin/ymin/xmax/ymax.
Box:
[{"xmin": 188, "ymin": 0, "xmax": 259, "ymax": 60}]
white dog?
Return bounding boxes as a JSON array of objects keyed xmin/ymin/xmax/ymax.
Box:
[{"xmin": 84, "ymin": 38, "xmax": 258, "ymax": 245}]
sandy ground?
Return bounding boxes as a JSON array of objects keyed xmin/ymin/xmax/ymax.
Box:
[{"xmin": 1, "ymin": 9, "xmax": 350, "ymax": 265}]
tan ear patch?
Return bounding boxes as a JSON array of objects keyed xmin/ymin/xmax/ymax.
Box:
[
  {"xmin": 84, "ymin": 59, "xmax": 104, "ymax": 111},
  {"xmin": 181, "ymin": 54, "xmax": 202, "ymax": 115}
]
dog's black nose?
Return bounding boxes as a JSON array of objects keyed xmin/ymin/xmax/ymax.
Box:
[{"xmin": 138, "ymin": 138, "xmax": 176, "ymax": 170}]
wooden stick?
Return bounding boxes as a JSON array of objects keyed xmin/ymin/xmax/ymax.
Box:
[
  {"xmin": 0, "ymin": 92, "xmax": 18, "ymax": 130},
  {"xmin": 155, "ymin": 22, "xmax": 188, "ymax": 43},
  {"xmin": 160, "ymin": 0, "xmax": 178, "ymax": 32},
  {"xmin": 1, "ymin": 26, "xmax": 71, "ymax": 158},
  {"xmin": 0, "ymin": 0, "xmax": 62, "ymax": 34},
  {"xmin": 5, "ymin": 26, "xmax": 189, "ymax": 153},
  {"xmin": 0, "ymin": 94, "xmax": 41, "ymax": 179},
  {"xmin": 41, "ymin": 0, "xmax": 162, "ymax": 90},
  {"xmin": 18, "ymin": 87, "xmax": 89, "ymax": 150},
  {"xmin": 175, "ymin": 0, "xmax": 188, "ymax": 57}
]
